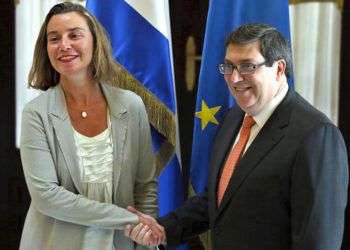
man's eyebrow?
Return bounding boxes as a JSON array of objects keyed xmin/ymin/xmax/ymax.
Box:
[{"xmin": 224, "ymin": 58, "xmax": 257, "ymax": 64}]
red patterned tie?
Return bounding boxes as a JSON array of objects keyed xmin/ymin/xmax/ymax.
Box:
[{"xmin": 217, "ymin": 115, "xmax": 255, "ymax": 205}]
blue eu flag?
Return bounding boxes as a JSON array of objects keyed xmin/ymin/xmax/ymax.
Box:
[{"xmin": 190, "ymin": 0, "xmax": 293, "ymax": 193}]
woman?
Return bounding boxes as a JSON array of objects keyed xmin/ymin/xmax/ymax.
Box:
[{"xmin": 19, "ymin": 2, "xmax": 157, "ymax": 249}]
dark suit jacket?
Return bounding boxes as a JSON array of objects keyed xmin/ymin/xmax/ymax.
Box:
[{"xmin": 158, "ymin": 89, "xmax": 349, "ymax": 250}]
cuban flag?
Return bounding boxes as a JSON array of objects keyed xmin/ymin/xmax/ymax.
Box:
[
  {"xmin": 86, "ymin": 0, "xmax": 186, "ymax": 244},
  {"xmin": 190, "ymin": 0, "xmax": 293, "ymax": 194}
]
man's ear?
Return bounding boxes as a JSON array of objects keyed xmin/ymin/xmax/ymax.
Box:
[{"xmin": 276, "ymin": 59, "xmax": 286, "ymax": 81}]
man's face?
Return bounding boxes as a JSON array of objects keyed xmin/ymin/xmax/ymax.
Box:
[{"xmin": 224, "ymin": 41, "xmax": 283, "ymax": 115}]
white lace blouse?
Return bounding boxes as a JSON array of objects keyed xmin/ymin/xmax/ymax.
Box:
[{"xmin": 73, "ymin": 116, "xmax": 113, "ymax": 204}]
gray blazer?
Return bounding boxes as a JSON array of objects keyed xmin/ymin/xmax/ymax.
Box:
[{"xmin": 20, "ymin": 83, "xmax": 157, "ymax": 250}]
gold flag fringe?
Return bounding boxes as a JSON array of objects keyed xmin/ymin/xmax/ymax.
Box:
[
  {"xmin": 110, "ymin": 64, "xmax": 177, "ymax": 173},
  {"xmin": 155, "ymin": 141, "xmax": 175, "ymax": 175}
]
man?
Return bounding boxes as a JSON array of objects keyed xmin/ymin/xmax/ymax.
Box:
[{"xmin": 125, "ymin": 23, "xmax": 349, "ymax": 250}]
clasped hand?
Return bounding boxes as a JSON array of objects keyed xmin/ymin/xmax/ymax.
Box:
[{"xmin": 124, "ymin": 206, "xmax": 166, "ymax": 248}]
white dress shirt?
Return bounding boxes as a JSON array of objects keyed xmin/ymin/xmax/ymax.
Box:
[{"xmin": 234, "ymin": 82, "xmax": 289, "ymax": 154}]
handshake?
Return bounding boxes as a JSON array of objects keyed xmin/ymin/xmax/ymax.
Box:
[{"xmin": 124, "ymin": 206, "xmax": 166, "ymax": 248}]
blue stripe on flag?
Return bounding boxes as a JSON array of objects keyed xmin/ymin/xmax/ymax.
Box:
[
  {"xmin": 190, "ymin": 0, "xmax": 293, "ymax": 193},
  {"xmin": 158, "ymin": 155, "xmax": 185, "ymax": 216}
]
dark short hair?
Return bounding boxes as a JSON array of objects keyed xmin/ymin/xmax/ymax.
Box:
[
  {"xmin": 28, "ymin": 2, "xmax": 121, "ymax": 90},
  {"xmin": 225, "ymin": 23, "xmax": 293, "ymax": 78}
]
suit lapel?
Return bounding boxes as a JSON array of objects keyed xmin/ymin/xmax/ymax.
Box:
[
  {"xmin": 207, "ymin": 108, "xmax": 244, "ymax": 219},
  {"xmin": 49, "ymin": 85, "xmax": 83, "ymax": 193},
  {"xmin": 101, "ymin": 84, "xmax": 128, "ymax": 200},
  {"xmin": 210, "ymin": 109, "xmax": 244, "ymax": 204},
  {"xmin": 215, "ymin": 89, "xmax": 294, "ymax": 220}
]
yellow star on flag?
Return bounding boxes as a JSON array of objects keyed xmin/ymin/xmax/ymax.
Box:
[{"xmin": 195, "ymin": 100, "xmax": 221, "ymax": 130}]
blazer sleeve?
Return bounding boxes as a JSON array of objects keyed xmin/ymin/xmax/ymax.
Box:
[
  {"xmin": 157, "ymin": 191, "xmax": 209, "ymax": 246},
  {"xmin": 133, "ymin": 97, "xmax": 157, "ymax": 218},
  {"xmin": 20, "ymin": 105, "xmax": 138, "ymax": 230},
  {"xmin": 291, "ymin": 122, "xmax": 349, "ymax": 250}
]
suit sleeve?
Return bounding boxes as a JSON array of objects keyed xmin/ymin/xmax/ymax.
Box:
[
  {"xmin": 157, "ymin": 191, "xmax": 209, "ymax": 246},
  {"xmin": 20, "ymin": 106, "xmax": 138, "ymax": 229},
  {"xmin": 291, "ymin": 122, "xmax": 349, "ymax": 250}
]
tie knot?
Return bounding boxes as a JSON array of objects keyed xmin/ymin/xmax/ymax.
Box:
[{"xmin": 242, "ymin": 115, "xmax": 255, "ymax": 128}]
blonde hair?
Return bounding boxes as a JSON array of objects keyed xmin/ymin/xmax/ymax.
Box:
[{"xmin": 28, "ymin": 2, "xmax": 122, "ymax": 90}]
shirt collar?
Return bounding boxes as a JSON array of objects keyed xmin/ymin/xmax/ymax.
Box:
[{"xmin": 252, "ymin": 82, "xmax": 289, "ymax": 129}]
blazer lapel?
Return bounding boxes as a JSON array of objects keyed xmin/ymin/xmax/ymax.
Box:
[
  {"xmin": 49, "ymin": 85, "xmax": 84, "ymax": 193},
  {"xmin": 215, "ymin": 89, "xmax": 294, "ymax": 220},
  {"xmin": 101, "ymin": 84, "xmax": 128, "ymax": 200}
]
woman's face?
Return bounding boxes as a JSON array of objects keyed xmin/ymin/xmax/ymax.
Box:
[{"xmin": 46, "ymin": 11, "xmax": 94, "ymax": 79}]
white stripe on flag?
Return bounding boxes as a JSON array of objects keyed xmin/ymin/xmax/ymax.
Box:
[{"xmin": 124, "ymin": 0, "xmax": 170, "ymax": 39}]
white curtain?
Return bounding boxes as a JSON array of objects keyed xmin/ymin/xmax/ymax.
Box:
[
  {"xmin": 15, "ymin": 0, "xmax": 86, "ymax": 147},
  {"xmin": 289, "ymin": 1, "xmax": 341, "ymax": 124}
]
